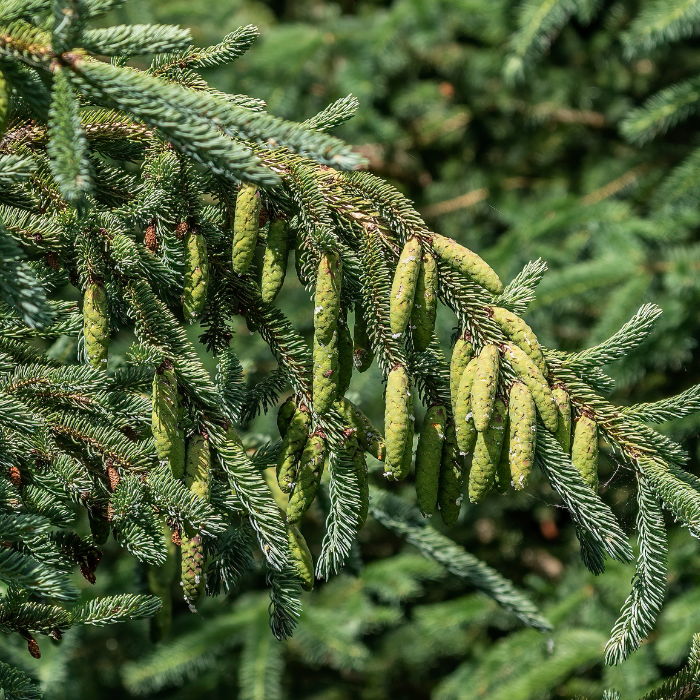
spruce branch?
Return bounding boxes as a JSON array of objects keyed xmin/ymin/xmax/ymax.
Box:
[
  {"xmin": 621, "ymin": 0, "xmax": 700, "ymax": 58},
  {"xmin": 535, "ymin": 429, "xmax": 633, "ymax": 564},
  {"xmin": 370, "ymin": 488, "xmax": 552, "ymax": 632},
  {"xmin": 47, "ymin": 67, "xmax": 92, "ymax": 208},
  {"xmin": 605, "ymin": 474, "xmax": 667, "ymax": 664}
]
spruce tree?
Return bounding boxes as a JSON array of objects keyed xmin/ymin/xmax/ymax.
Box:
[{"xmin": 1, "ymin": 2, "xmax": 700, "ymax": 698}]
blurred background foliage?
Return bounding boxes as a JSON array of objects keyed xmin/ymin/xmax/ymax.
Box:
[{"xmin": 5, "ymin": 0, "xmax": 700, "ymax": 697}]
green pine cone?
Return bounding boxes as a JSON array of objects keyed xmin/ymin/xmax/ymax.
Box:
[
  {"xmin": 430, "ymin": 233, "xmax": 503, "ymax": 295},
  {"xmin": 508, "ymin": 382, "xmax": 537, "ymax": 490},
  {"xmin": 454, "ymin": 357, "xmax": 478, "ymax": 453},
  {"xmin": 183, "ymin": 229, "xmax": 209, "ymax": 323},
  {"xmin": 231, "ymin": 183, "xmax": 261, "ymax": 274},
  {"xmin": 180, "ymin": 534, "xmax": 205, "ymax": 607},
  {"xmin": 399, "ymin": 427, "xmax": 414, "ymax": 480},
  {"xmin": 552, "ymin": 385, "xmax": 572, "ymax": 454},
  {"xmin": 437, "ymin": 424, "xmax": 464, "ymax": 526},
  {"xmin": 503, "ymin": 343, "xmax": 558, "ymax": 434},
  {"xmin": 261, "ymin": 218, "xmax": 291, "ymax": 304},
  {"xmin": 490, "ymin": 306, "xmax": 546, "ymax": 375},
  {"xmin": 276, "ymin": 407, "xmax": 311, "ymax": 493},
  {"xmin": 313, "ymin": 329, "xmax": 339, "ymax": 415},
  {"xmin": 84, "ymin": 282, "xmax": 110, "ymax": 371},
  {"xmin": 337, "ymin": 314, "xmax": 353, "ymax": 398},
  {"xmin": 469, "ymin": 398, "xmax": 507, "ymax": 503},
  {"xmin": 336, "ymin": 398, "xmax": 385, "ymax": 461},
  {"xmin": 411, "ymin": 251, "xmax": 438, "ymax": 351},
  {"xmin": 390, "ymin": 236, "xmax": 422, "ymax": 336},
  {"xmin": 0, "ymin": 69, "xmax": 9, "ymax": 136},
  {"xmin": 494, "ymin": 411, "xmax": 511, "ymax": 493},
  {"xmin": 471, "ymin": 344, "xmax": 500, "ymax": 433},
  {"xmin": 314, "ymin": 251, "xmax": 341, "ymax": 344},
  {"xmin": 185, "ymin": 434, "xmax": 211, "ymax": 501},
  {"xmin": 277, "ymin": 395, "xmax": 297, "ymax": 437},
  {"xmin": 152, "ymin": 361, "xmax": 185, "ymax": 479},
  {"xmin": 450, "ymin": 335, "xmax": 473, "ymax": 418},
  {"xmin": 415, "ymin": 405, "xmax": 447, "ymax": 516},
  {"xmin": 353, "ymin": 304, "xmax": 374, "ymax": 372},
  {"xmin": 287, "ymin": 523, "xmax": 314, "ymax": 591},
  {"xmin": 182, "ymin": 433, "xmax": 211, "ymax": 540},
  {"xmin": 286, "ymin": 432, "xmax": 326, "ymax": 524},
  {"xmin": 384, "ymin": 364, "xmax": 413, "ymax": 481},
  {"xmin": 572, "ymin": 414, "xmax": 599, "ymax": 490}
]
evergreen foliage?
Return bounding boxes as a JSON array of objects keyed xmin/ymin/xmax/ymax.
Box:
[{"xmin": 1, "ymin": 1, "xmax": 700, "ymax": 698}]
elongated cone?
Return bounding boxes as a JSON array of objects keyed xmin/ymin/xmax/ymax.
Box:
[
  {"xmin": 471, "ymin": 344, "xmax": 500, "ymax": 433},
  {"xmin": 84, "ymin": 282, "xmax": 110, "ymax": 371},
  {"xmin": 508, "ymin": 383, "xmax": 537, "ymax": 490},
  {"xmin": 276, "ymin": 407, "xmax": 311, "ymax": 493},
  {"xmin": 287, "ymin": 432, "xmax": 326, "ymax": 524},
  {"xmin": 180, "ymin": 434, "xmax": 210, "ymax": 605},
  {"xmin": 384, "ymin": 364, "xmax": 413, "ymax": 480},
  {"xmin": 313, "ymin": 329, "xmax": 338, "ymax": 414},
  {"xmin": 261, "ymin": 218, "xmax": 291, "ymax": 303},
  {"xmin": 0, "ymin": 69, "xmax": 9, "ymax": 136},
  {"xmin": 185, "ymin": 434, "xmax": 211, "ymax": 501},
  {"xmin": 181, "ymin": 534, "xmax": 205, "ymax": 608},
  {"xmin": 353, "ymin": 304, "xmax": 374, "ymax": 372},
  {"xmin": 494, "ymin": 411, "xmax": 511, "ymax": 493},
  {"xmin": 336, "ymin": 398, "xmax": 385, "ymax": 461},
  {"xmin": 415, "ymin": 405, "xmax": 447, "ymax": 516},
  {"xmin": 152, "ymin": 360, "xmax": 185, "ymax": 479},
  {"xmin": 438, "ymin": 424, "xmax": 463, "ymax": 526},
  {"xmin": 337, "ymin": 314, "xmax": 353, "ymax": 398},
  {"xmin": 430, "ymin": 233, "xmax": 503, "ymax": 295},
  {"xmin": 287, "ymin": 523, "xmax": 314, "ymax": 591},
  {"xmin": 572, "ymin": 414, "xmax": 598, "ymax": 490},
  {"xmin": 552, "ymin": 385, "xmax": 572, "ymax": 453},
  {"xmin": 490, "ymin": 306, "xmax": 546, "ymax": 375},
  {"xmin": 502, "ymin": 343, "xmax": 558, "ymax": 434},
  {"xmin": 390, "ymin": 236, "xmax": 422, "ymax": 335},
  {"xmin": 450, "ymin": 336, "xmax": 473, "ymax": 417},
  {"xmin": 231, "ymin": 183, "xmax": 261, "ymax": 274},
  {"xmin": 314, "ymin": 251, "xmax": 341, "ymax": 344},
  {"xmin": 277, "ymin": 395, "xmax": 297, "ymax": 437},
  {"xmin": 454, "ymin": 358, "xmax": 478, "ymax": 453},
  {"xmin": 411, "ymin": 251, "xmax": 438, "ymax": 351},
  {"xmin": 469, "ymin": 398, "xmax": 507, "ymax": 503},
  {"xmin": 183, "ymin": 228, "xmax": 209, "ymax": 322}
]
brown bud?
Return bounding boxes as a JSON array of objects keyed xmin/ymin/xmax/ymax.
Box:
[
  {"xmin": 8, "ymin": 466, "xmax": 21, "ymax": 487},
  {"xmin": 20, "ymin": 631, "xmax": 41, "ymax": 659},
  {"xmin": 106, "ymin": 465, "xmax": 120, "ymax": 491},
  {"xmin": 145, "ymin": 222, "xmax": 158, "ymax": 252},
  {"xmin": 27, "ymin": 637, "xmax": 41, "ymax": 658}
]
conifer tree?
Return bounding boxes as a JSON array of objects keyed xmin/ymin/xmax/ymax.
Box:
[{"xmin": 1, "ymin": 2, "xmax": 700, "ymax": 699}]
